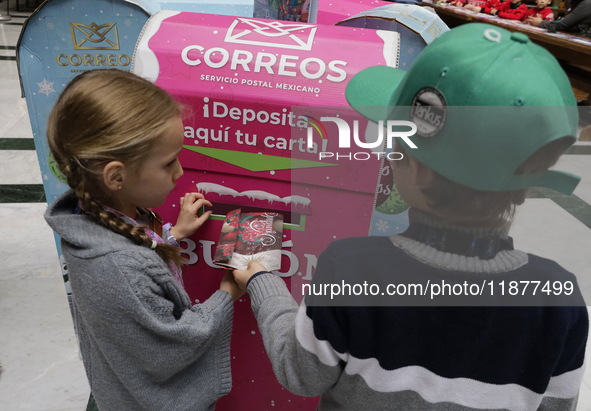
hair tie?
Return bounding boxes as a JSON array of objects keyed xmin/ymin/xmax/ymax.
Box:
[{"xmin": 150, "ymin": 240, "xmax": 158, "ymax": 250}]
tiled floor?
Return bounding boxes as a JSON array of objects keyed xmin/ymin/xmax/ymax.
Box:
[{"xmin": 1, "ymin": 3, "xmax": 591, "ymax": 411}]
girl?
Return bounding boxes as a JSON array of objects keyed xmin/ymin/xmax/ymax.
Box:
[{"xmin": 44, "ymin": 69, "xmax": 244, "ymax": 411}]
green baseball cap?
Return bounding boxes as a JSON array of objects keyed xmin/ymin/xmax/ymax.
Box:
[{"xmin": 346, "ymin": 23, "xmax": 580, "ymax": 194}]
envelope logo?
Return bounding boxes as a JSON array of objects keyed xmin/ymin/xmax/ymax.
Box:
[
  {"xmin": 224, "ymin": 18, "xmax": 317, "ymax": 51},
  {"xmin": 70, "ymin": 22, "xmax": 120, "ymax": 50}
]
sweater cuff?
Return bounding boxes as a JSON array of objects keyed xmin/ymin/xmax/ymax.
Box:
[
  {"xmin": 247, "ymin": 273, "xmax": 291, "ymax": 315},
  {"xmin": 246, "ymin": 271, "xmax": 271, "ymax": 288},
  {"xmin": 204, "ymin": 289, "xmax": 234, "ymax": 315},
  {"xmin": 203, "ymin": 290, "xmax": 234, "ymax": 396},
  {"xmin": 539, "ymin": 20, "xmax": 551, "ymax": 29}
]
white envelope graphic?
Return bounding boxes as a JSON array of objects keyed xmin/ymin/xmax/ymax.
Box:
[{"xmin": 224, "ymin": 18, "xmax": 318, "ymax": 51}]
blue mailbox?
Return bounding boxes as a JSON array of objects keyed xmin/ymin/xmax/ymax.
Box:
[
  {"xmin": 17, "ymin": 0, "xmax": 153, "ymax": 291},
  {"xmin": 17, "ymin": 0, "xmax": 255, "ymax": 292}
]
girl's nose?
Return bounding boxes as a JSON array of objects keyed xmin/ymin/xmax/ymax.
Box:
[{"xmin": 174, "ymin": 162, "xmax": 184, "ymax": 181}]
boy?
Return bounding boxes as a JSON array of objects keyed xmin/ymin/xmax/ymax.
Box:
[
  {"xmin": 444, "ymin": 0, "xmax": 479, "ymax": 7},
  {"xmin": 449, "ymin": 0, "xmax": 467, "ymax": 7},
  {"xmin": 465, "ymin": 0, "xmax": 503, "ymax": 13},
  {"xmin": 489, "ymin": 0, "xmax": 528, "ymax": 19},
  {"xmin": 233, "ymin": 24, "xmax": 587, "ymax": 410},
  {"xmin": 523, "ymin": 0, "xmax": 555, "ymax": 23}
]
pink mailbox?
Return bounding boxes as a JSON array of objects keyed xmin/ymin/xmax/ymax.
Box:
[{"xmin": 132, "ymin": 11, "xmax": 407, "ymax": 409}]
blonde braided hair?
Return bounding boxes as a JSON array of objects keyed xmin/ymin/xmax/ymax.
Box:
[{"xmin": 48, "ymin": 69, "xmax": 185, "ymax": 267}]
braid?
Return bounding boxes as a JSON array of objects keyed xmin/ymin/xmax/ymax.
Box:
[
  {"xmin": 47, "ymin": 69, "xmax": 185, "ymax": 268},
  {"xmin": 63, "ymin": 158, "xmax": 185, "ymax": 267},
  {"xmin": 78, "ymin": 184, "xmax": 186, "ymax": 267}
]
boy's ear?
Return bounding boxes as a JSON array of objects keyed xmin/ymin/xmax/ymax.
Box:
[
  {"xmin": 407, "ymin": 155, "xmax": 434, "ymax": 188},
  {"xmin": 102, "ymin": 161, "xmax": 126, "ymax": 192}
]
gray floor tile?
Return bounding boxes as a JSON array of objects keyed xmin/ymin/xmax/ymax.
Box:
[
  {"xmin": 0, "ymin": 276, "xmax": 90, "ymax": 410},
  {"xmin": 556, "ymin": 155, "xmax": 591, "ymax": 206},
  {"xmin": 3, "ymin": 112, "xmax": 34, "ymax": 138},
  {"xmin": 0, "ymin": 150, "xmax": 42, "ymax": 184},
  {"xmin": 0, "ymin": 203, "xmax": 60, "ymax": 280},
  {"xmin": 512, "ymin": 199, "xmax": 591, "ymax": 299}
]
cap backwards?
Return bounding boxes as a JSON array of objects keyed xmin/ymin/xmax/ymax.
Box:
[{"xmin": 346, "ymin": 23, "xmax": 580, "ymax": 195}]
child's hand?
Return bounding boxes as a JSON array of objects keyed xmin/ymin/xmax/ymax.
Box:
[
  {"xmin": 527, "ymin": 16, "xmax": 543, "ymax": 26},
  {"xmin": 169, "ymin": 193, "xmax": 212, "ymax": 241},
  {"xmin": 233, "ymin": 261, "xmax": 268, "ymax": 290},
  {"xmin": 220, "ymin": 271, "xmax": 246, "ymax": 301}
]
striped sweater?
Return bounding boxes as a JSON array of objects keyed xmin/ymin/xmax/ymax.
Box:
[{"xmin": 246, "ymin": 220, "xmax": 588, "ymax": 410}]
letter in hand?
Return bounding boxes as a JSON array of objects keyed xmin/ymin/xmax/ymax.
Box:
[
  {"xmin": 169, "ymin": 192, "xmax": 212, "ymax": 241},
  {"xmin": 233, "ymin": 261, "xmax": 268, "ymax": 291},
  {"xmin": 220, "ymin": 270, "xmax": 246, "ymax": 301}
]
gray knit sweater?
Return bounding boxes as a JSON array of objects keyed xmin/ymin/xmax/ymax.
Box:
[{"xmin": 45, "ymin": 190, "xmax": 234, "ymax": 411}]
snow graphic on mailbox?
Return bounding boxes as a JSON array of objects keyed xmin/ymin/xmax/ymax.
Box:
[{"xmin": 132, "ymin": 11, "xmax": 446, "ymax": 410}]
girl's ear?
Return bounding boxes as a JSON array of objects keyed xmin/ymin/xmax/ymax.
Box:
[
  {"xmin": 102, "ymin": 161, "xmax": 126, "ymax": 192},
  {"xmin": 407, "ymin": 155, "xmax": 434, "ymax": 189}
]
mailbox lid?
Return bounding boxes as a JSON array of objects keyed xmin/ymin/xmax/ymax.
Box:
[{"xmin": 133, "ymin": 11, "xmax": 399, "ymax": 194}]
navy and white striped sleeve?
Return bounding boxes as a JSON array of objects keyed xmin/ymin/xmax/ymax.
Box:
[{"xmin": 247, "ymin": 248, "xmax": 347, "ymax": 397}]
